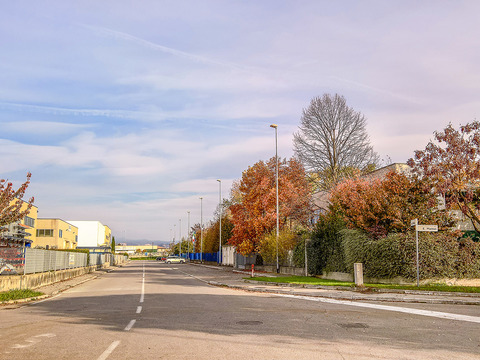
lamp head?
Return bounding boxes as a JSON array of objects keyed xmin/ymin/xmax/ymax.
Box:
[{"xmin": 270, "ymin": 124, "xmax": 278, "ymax": 128}]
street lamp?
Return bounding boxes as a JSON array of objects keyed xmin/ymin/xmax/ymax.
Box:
[
  {"xmin": 173, "ymin": 224, "xmax": 176, "ymax": 255},
  {"xmin": 217, "ymin": 179, "xmax": 222, "ymax": 265},
  {"xmin": 179, "ymin": 218, "xmax": 182, "ymax": 258},
  {"xmin": 270, "ymin": 124, "xmax": 280, "ymax": 273},
  {"xmin": 187, "ymin": 211, "xmax": 190, "ymax": 262},
  {"xmin": 200, "ymin": 197, "xmax": 203, "ymax": 263}
]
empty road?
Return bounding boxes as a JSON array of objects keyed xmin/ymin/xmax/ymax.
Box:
[{"xmin": 1, "ymin": 261, "xmax": 479, "ymax": 359}]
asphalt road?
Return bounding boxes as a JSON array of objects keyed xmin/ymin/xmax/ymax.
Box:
[{"xmin": 1, "ymin": 261, "xmax": 479, "ymax": 359}]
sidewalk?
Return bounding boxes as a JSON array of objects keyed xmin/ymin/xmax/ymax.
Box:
[
  {"xmin": 0, "ymin": 268, "xmax": 113, "ymax": 307},
  {"xmin": 187, "ymin": 263, "xmax": 480, "ymax": 305}
]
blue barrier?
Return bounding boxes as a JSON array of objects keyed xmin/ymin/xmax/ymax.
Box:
[{"xmin": 181, "ymin": 252, "xmax": 219, "ymax": 262}]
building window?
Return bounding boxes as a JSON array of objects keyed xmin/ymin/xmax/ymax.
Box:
[
  {"xmin": 36, "ymin": 229, "xmax": 54, "ymax": 237},
  {"xmin": 59, "ymin": 229, "xmax": 63, "ymax": 238},
  {"xmin": 24, "ymin": 216, "xmax": 35, "ymax": 227}
]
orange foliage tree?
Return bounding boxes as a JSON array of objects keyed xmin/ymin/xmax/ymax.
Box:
[
  {"xmin": 228, "ymin": 157, "xmax": 313, "ymax": 254},
  {"xmin": 407, "ymin": 121, "xmax": 480, "ymax": 232},
  {"xmin": 329, "ymin": 171, "xmax": 452, "ymax": 239},
  {"xmin": 0, "ymin": 172, "xmax": 34, "ymax": 235}
]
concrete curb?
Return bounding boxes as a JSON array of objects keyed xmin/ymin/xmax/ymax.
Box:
[{"xmin": 208, "ymin": 280, "xmax": 480, "ymax": 305}]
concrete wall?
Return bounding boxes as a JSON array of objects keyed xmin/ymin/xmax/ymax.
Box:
[
  {"xmin": 222, "ymin": 245, "xmax": 235, "ymax": 266},
  {"xmin": 0, "ymin": 266, "xmax": 97, "ymax": 292}
]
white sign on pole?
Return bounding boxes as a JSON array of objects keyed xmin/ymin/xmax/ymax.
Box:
[{"xmin": 416, "ymin": 225, "xmax": 438, "ymax": 232}]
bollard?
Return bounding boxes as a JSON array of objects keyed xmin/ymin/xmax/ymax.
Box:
[
  {"xmin": 251, "ymin": 264, "xmax": 255, "ymax": 278},
  {"xmin": 354, "ymin": 263, "xmax": 364, "ymax": 287}
]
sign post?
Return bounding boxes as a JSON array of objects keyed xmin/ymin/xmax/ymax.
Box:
[{"xmin": 411, "ymin": 219, "xmax": 438, "ymax": 287}]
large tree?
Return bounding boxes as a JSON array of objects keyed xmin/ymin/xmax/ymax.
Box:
[
  {"xmin": 293, "ymin": 93, "xmax": 380, "ymax": 191},
  {"xmin": 229, "ymin": 157, "xmax": 312, "ymax": 255},
  {"xmin": 407, "ymin": 121, "xmax": 480, "ymax": 232},
  {"xmin": 0, "ymin": 172, "xmax": 34, "ymax": 235}
]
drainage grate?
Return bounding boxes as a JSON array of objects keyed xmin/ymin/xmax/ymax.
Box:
[
  {"xmin": 337, "ymin": 323, "xmax": 369, "ymax": 329},
  {"xmin": 236, "ymin": 320, "xmax": 263, "ymax": 326}
]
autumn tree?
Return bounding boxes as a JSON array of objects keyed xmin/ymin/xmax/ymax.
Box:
[
  {"xmin": 293, "ymin": 94, "xmax": 380, "ymax": 191},
  {"xmin": 229, "ymin": 157, "xmax": 312, "ymax": 255},
  {"xmin": 0, "ymin": 173, "xmax": 34, "ymax": 236},
  {"xmin": 407, "ymin": 121, "xmax": 480, "ymax": 232},
  {"xmin": 330, "ymin": 171, "xmax": 452, "ymax": 239}
]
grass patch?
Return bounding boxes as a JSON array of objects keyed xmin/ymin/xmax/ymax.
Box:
[
  {"xmin": 247, "ymin": 276, "xmax": 480, "ymax": 293},
  {"xmin": 129, "ymin": 257, "xmax": 157, "ymax": 260},
  {"xmin": 0, "ymin": 289, "xmax": 44, "ymax": 302},
  {"xmin": 249, "ymin": 276, "xmax": 353, "ymax": 287}
]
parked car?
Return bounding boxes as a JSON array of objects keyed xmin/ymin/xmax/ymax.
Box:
[
  {"xmin": 165, "ymin": 256, "xmax": 185, "ymax": 264},
  {"xmin": 156, "ymin": 257, "xmax": 167, "ymax": 261}
]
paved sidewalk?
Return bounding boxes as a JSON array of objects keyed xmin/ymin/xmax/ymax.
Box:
[
  {"xmin": 185, "ymin": 263, "xmax": 480, "ymax": 305},
  {"xmin": 0, "ymin": 267, "xmax": 115, "ymax": 307}
]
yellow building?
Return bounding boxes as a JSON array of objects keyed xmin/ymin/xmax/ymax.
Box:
[
  {"xmin": 35, "ymin": 218, "xmax": 78, "ymax": 250},
  {"xmin": 0, "ymin": 199, "xmax": 37, "ymax": 247}
]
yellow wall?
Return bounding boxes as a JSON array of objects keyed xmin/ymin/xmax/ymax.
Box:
[
  {"xmin": 104, "ymin": 225, "xmax": 112, "ymax": 246},
  {"xmin": 35, "ymin": 219, "xmax": 78, "ymax": 249}
]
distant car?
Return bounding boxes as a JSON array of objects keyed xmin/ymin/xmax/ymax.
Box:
[
  {"xmin": 165, "ymin": 256, "xmax": 185, "ymax": 264},
  {"xmin": 156, "ymin": 257, "xmax": 166, "ymax": 261}
]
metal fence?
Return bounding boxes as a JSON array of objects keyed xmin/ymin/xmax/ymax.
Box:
[
  {"xmin": 24, "ymin": 248, "xmax": 87, "ymax": 274},
  {"xmin": 0, "ymin": 248, "xmax": 128, "ymax": 275}
]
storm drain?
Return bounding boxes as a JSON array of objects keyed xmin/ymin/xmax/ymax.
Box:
[
  {"xmin": 236, "ymin": 321, "xmax": 263, "ymax": 326},
  {"xmin": 337, "ymin": 323, "xmax": 369, "ymax": 329}
]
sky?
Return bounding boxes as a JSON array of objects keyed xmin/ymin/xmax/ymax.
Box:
[{"xmin": 1, "ymin": 1, "xmax": 479, "ymax": 245}]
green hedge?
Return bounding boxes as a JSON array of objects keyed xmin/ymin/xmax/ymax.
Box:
[
  {"xmin": 341, "ymin": 229, "xmax": 480, "ymax": 280},
  {"xmin": 304, "ymin": 215, "xmax": 347, "ymax": 275}
]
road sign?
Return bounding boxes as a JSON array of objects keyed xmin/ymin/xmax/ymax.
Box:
[{"xmin": 416, "ymin": 225, "xmax": 438, "ymax": 232}]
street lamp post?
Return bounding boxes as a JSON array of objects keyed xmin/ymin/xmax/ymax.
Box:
[
  {"xmin": 200, "ymin": 197, "xmax": 203, "ymax": 263},
  {"xmin": 179, "ymin": 218, "xmax": 182, "ymax": 258},
  {"xmin": 270, "ymin": 124, "xmax": 280, "ymax": 273},
  {"xmin": 217, "ymin": 179, "xmax": 222, "ymax": 266},
  {"xmin": 173, "ymin": 224, "xmax": 176, "ymax": 255},
  {"xmin": 187, "ymin": 211, "xmax": 190, "ymax": 262}
]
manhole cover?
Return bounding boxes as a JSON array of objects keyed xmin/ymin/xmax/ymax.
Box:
[
  {"xmin": 337, "ymin": 323, "xmax": 369, "ymax": 329},
  {"xmin": 236, "ymin": 321, "xmax": 263, "ymax": 326}
]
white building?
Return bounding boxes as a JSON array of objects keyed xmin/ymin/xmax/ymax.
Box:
[{"xmin": 67, "ymin": 220, "xmax": 110, "ymax": 248}]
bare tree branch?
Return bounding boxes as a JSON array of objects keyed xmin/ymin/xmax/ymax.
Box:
[{"xmin": 293, "ymin": 94, "xmax": 380, "ymax": 191}]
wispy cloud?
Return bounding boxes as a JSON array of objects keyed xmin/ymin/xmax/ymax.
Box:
[{"xmin": 81, "ymin": 24, "xmax": 249, "ymax": 71}]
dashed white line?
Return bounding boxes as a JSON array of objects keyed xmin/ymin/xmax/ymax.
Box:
[
  {"xmin": 140, "ymin": 262, "xmax": 145, "ymax": 303},
  {"xmin": 274, "ymin": 293, "xmax": 480, "ymax": 324},
  {"xmin": 124, "ymin": 319, "xmax": 136, "ymax": 331},
  {"xmin": 97, "ymin": 340, "xmax": 120, "ymax": 360},
  {"xmin": 136, "ymin": 306, "xmax": 142, "ymax": 314}
]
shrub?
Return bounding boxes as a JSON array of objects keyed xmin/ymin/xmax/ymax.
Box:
[
  {"xmin": 307, "ymin": 214, "xmax": 346, "ymax": 275},
  {"xmin": 257, "ymin": 230, "xmax": 299, "ymax": 266}
]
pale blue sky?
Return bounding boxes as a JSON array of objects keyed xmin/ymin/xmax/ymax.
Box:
[{"xmin": 1, "ymin": 1, "xmax": 479, "ymax": 244}]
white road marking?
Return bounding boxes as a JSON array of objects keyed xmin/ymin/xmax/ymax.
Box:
[
  {"xmin": 136, "ymin": 306, "xmax": 142, "ymax": 314},
  {"xmin": 11, "ymin": 333, "xmax": 56, "ymax": 349},
  {"xmin": 274, "ymin": 293, "xmax": 480, "ymax": 324},
  {"xmin": 140, "ymin": 262, "xmax": 145, "ymax": 303},
  {"xmin": 140, "ymin": 279, "xmax": 145, "ymax": 303},
  {"xmin": 97, "ymin": 340, "xmax": 120, "ymax": 360},
  {"xmin": 124, "ymin": 319, "xmax": 136, "ymax": 331}
]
